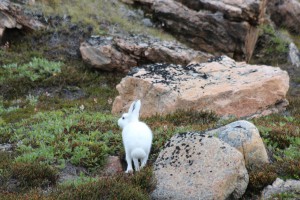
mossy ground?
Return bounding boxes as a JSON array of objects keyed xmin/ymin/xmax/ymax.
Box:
[{"xmin": 1, "ymin": 1, "xmax": 300, "ymax": 199}]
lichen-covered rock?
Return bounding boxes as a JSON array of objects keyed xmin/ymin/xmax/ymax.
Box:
[
  {"xmin": 151, "ymin": 132, "xmax": 249, "ymax": 200},
  {"xmin": 262, "ymin": 178, "xmax": 300, "ymax": 199},
  {"xmin": 206, "ymin": 120, "xmax": 269, "ymax": 167},
  {"xmin": 122, "ymin": 0, "xmax": 267, "ymax": 61},
  {"xmin": 80, "ymin": 34, "xmax": 211, "ymax": 72},
  {"xmin": 112, "ymin": 56, "xmax": 289, "ymax": 118}
]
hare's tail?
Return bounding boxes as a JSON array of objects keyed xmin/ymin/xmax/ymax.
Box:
[{"xmin": 131, "ymin": 148, "xmax": 146, "ymax": 159}]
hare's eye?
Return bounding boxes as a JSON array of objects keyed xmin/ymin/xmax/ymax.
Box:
[{"xmin": 122, "ymin": 117, "xmax": 125, "ymax": 119}]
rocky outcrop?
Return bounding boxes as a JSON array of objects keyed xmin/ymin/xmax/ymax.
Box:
[
  {"xmin": 0, "ymin": 0, "xmax": 44, "ymax": 41},
  {"xmin": 206, "ymin": 120, "xmax": 269, "ymax": 168},
  {"xmin": 267, "ymin": 0, "xmax": 300, "ymax": 35},
  {"xmin": 175, "ymin": 0, "xmax": 266, "ymax": 25},
  {"xmin": 122, "ymin": 0, "xmax": 267, "ymax": 61},
  {"xmin": 151, "ymin": 132, "xmax": 249, "ymax": 199},
  {"xmin": 262, "ymin": 178, "xmax": 300, "ymax": 199},
  {"xmin": 80, "ymin": 35, "xmax": 211, "ymax": 72},
  {"xmin": 112, "ymin": 56, "xmax": 289, "ymax": 118}
]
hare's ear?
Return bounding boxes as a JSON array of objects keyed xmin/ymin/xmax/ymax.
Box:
[
  {"xmin": 128, "ymin": 100, "xmax": 136, "ymax": 114},
  {"xmin": 129, "ymin": 100, "xmax": 141, "ymax": 120}
]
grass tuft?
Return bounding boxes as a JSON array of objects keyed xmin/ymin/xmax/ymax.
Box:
[{"xmin": 11, "ymin": 162, "xmax": 58, "ymax": 188}]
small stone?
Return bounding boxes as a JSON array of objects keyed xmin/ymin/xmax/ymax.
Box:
[{"xmin": 262, "ymin": 178, "xmax": 300, "ymax": 199}]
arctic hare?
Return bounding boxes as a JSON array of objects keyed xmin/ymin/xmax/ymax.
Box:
[{"xmin": 118, "ymin": 100, "xmax": 153, "ymax": 173}]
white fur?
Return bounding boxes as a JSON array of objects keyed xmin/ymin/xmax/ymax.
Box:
[{"xmin": 118, "ymin": 100, "xmax": 153, "ymax": 173}]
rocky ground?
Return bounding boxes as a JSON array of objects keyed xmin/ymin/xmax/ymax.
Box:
[{"xmin": 1, "ymin": 0, "xmax": 300, "ymax": 199}]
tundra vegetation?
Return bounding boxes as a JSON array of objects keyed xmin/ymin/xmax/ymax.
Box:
[{"xmin": 0, "ymin": 0, "xmax": 300, "ymax": 199}]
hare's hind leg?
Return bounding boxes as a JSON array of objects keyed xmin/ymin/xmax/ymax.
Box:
[
  {"xmin": 133, "ymin": 158, "xmax": 140, "ymax": 171},
  {"xmin": 125, "ymin": 153, "xmax": 133, "ymax": 173},
  {"xmin": 141, "ymin": 155, "xmax": 149, "ymax": 168}
]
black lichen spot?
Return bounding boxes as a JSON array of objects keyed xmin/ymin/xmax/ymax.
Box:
[
  {"xmin": 165, "ymin": 140, "xmax": 171, "ymax": 148},
  {"xmin": 207, "ymin": 56, "xmax": 224, "ymax": 62},
  {"xmin": 201, "ymin": 73, "xmax": 208, "ymax": 79},
  {"xmin": 234, "ymin": 125, "xmax": 243, "ymax": 128}
]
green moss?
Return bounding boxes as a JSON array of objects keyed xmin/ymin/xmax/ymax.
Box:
[
  {"xmin": 272, "ymin": 192, "xmax": 300, "ymax": 199},
  {"xmin": 1, "ymin": 106, "xmax": 35, "ymax": 124},
  {"xmin": 0, "ymin": 152, "xmax": 15, "ymax": 188},
  {"xmin": 33, "ymin": 0, "xmax": 174, "ymax": 40},
  {"xmin": 1, "ymin": 57, "xmax": 62, "ymax": 82},
  {"xmin": 1, "ymin": 109, "xmax": 121, "ymax": 170},
  {"xmin": 52, "ymin": 166, "xmax": 155, "ymax": 200}
]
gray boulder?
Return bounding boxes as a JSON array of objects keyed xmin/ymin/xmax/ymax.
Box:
[
  {"xmin": 206, "ymin": 120, "xmax": 269, "ymax": 168},
  {"xmin": 152, "ymin": 132, "xmax": 249, "ymax": 200}
]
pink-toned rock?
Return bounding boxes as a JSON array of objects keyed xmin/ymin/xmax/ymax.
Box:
[
  {"xmin": 80, "ymin": 35, "xmax": 211, "ymax": 72},
  {"xmin": 151, "ymin": 132, "xmax": 249, "ymax": 199},
  {"xmin": 101, "ymin": 156, "xmax": 123, "ymax": 176},
  {"xmin": 122, "ymin": 0, "xmax": 267, "ymax": 61},
  {"xmin": 112, "ymin": 56, "xmax": 289, "ymax": 118}
]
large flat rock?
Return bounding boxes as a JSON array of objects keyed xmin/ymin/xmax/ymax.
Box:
[{"xmin": 112, "ymin": 56, "xmax": 289, "ymax": 118}]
